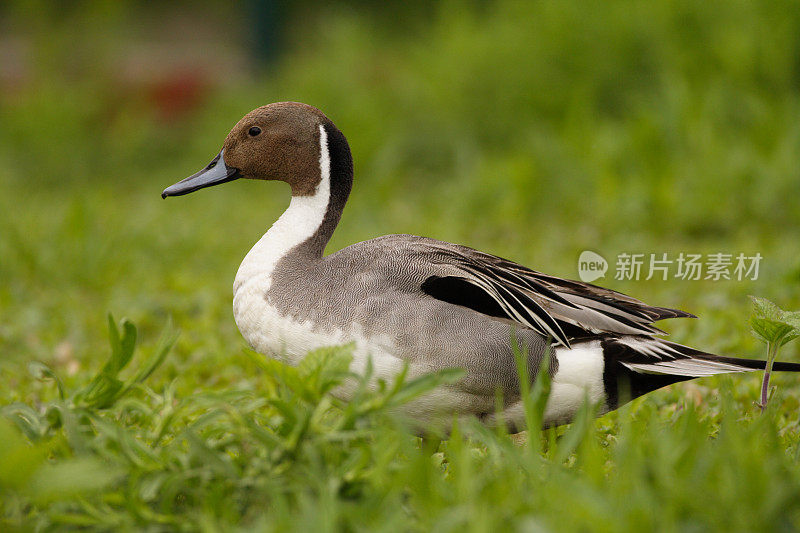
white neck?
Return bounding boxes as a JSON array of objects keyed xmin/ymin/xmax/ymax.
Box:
[{"xmin": 233, "ymin": 125, "xmax": 331, "ymax": 294}]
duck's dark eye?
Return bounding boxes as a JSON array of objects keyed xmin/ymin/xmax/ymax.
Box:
[{"xmin": 248, "ymin": 126, "xmax": 262, "ymax": 137}]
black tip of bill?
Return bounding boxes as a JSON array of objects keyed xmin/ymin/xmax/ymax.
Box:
[{"xmin": 162, "ymin": 150, "xmax": 241, "ymax": 199}]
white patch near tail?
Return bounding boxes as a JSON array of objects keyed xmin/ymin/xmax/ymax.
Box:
[{"xmin": 543, "ymin": 341, "xmax": 606, "ymax": 424}]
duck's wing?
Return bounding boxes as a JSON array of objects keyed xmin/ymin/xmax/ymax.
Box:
[{"xmin": 416, "ymin": 241, "xmax": 695, "ymax": 348}]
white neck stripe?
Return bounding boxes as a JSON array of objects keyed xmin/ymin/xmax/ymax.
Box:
[
  {"xmin": 233, "ymin": 124, "xmax": 331, "ymax": 293},
  {"xmin": 318, "ymin": 124, "xmax": 331, "ymax": 197}
]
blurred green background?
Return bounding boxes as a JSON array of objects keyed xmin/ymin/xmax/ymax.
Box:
[
  {"xmin": 2, "ymin": 0, "xmax": 800, "ymax": 402},
  {"xmin": 4, "ymin": 1, "xmax": 800, "ymax": 530}
]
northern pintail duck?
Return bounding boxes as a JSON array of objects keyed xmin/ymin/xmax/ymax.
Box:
[{"xmin": 163, "ymin": 102, "xmax": 800, "ymax": 429}]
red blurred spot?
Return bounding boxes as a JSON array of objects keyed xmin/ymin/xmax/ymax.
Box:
[{"xmin": 145, "ymin": 69, "xmax": 210, "ymax": 122}]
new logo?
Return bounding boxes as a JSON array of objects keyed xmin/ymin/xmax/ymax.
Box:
[{"xmin": 578, "ymin": 250, "xmax": 608, "ymax": 282}]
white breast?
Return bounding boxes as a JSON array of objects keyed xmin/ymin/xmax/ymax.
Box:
[{"xmin": 232, "ymin": 125, "xmax": 404, "ymax": 380}]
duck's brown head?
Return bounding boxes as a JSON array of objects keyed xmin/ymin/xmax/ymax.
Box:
[{"xmin": 162, "ymin": 102, "xmax": 344, "ymax": 198}]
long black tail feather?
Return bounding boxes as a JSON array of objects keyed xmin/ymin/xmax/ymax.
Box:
[
  {"xmin": 598, "ymin": 335, "xmax": 800, "ymax": 409},
  {"xmin": 703, "ymin": 355, "xmax": 800, "ymax": 373}
]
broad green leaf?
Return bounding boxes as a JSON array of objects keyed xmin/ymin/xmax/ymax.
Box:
[
  {"xmin": 750, "ymin": 317, "xmax": 795, "ymax": 345},
  {"xmin": 298, "ymin": 344, "xmax": 354, "ymax": 397},
  {"xmin": 749, "ymin": 297, "xmax": 800, "ymax": 346},
  {"xmin": 783, "ymin": 310, "xmax": 800, "ymax": 331},
  {"xmin": 298, "ymin": 344, "xmax": 353, "ymax": 377},
  {"xmin": 749, "ymin": 296, "xmax": 783, "ymax": 321}
]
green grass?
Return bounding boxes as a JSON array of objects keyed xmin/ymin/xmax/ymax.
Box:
[
  {"xmin": 2, "ymin": 0, "xmax": 800, "ymax": 530},
  {"xmin": 3, "ymin": 317, "xmax": 800, "ymax": 531}
]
